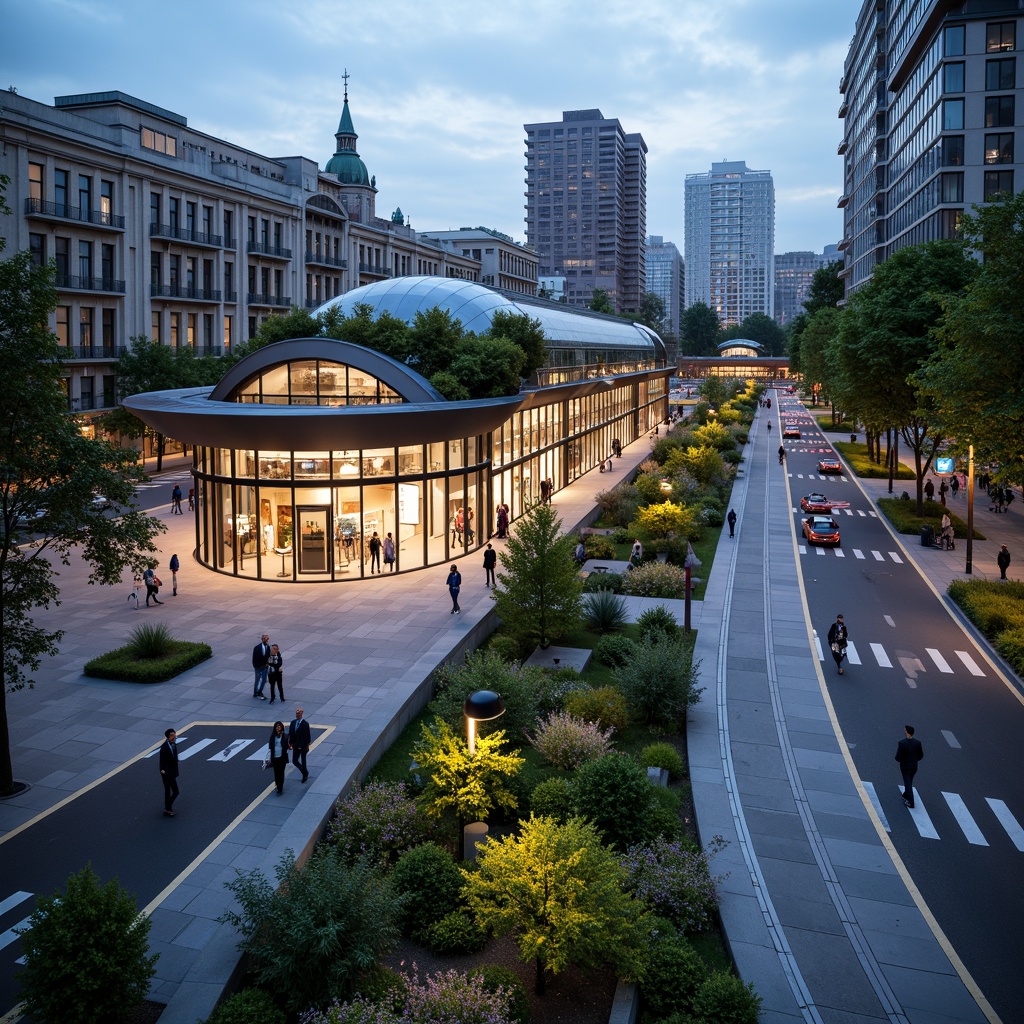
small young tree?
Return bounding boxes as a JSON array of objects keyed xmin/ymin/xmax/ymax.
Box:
[
  {"xmin": 493, "ymin": 501, "xmax": 583, "ymax": 650},
  {"xmin": 632, "ymin": 501, "xmax": 695, "ymax": 541},
  {"xmin": 17, "ymin": 864, "xmax": 157, "ymax": 1024},
  {"xmin": 462, "ymin": 815, "xmax": 647, "ymax": 994}
]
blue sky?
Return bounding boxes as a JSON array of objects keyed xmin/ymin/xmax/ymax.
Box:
[{"xmin": 7, "ymin": 0, "xmax": 857, "ymax": 256}]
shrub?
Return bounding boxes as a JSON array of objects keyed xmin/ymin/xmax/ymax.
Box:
[
  {"xmin": 584, "ymin": 535, "xmax": 617, "ymax": 559},
  {"xmin": 127, "ymin": 622, "xmax": 175, "ymax": 657},
  {"xmin": 595, "ymin": 634, "xmax": 636, "ymax": 669},
  {"xmin": 401, "ymin": 968, "xmax": 515, "ymax": 1024},
  {"xmin": 641, "ymin": 741, "xmax": 685, "ymax": 780},
  {"xmin": 390, "ymin": 842, "xmax": 465, "ymax": 940},
  {"xmin": 571, "ymin": 752, "xmax": 657, "ymax": 850},
  {"xmin": 611, "ymin": 526, "xmax": 630, "ymax": 545},
  {"xmin": 527, "ymin": 711, "xmax": 615, "ymax": 769},
  {"xmin": 532, "ymin": 669, "xmax": 588, "ymax": 716},
  {"xmin": 221, "ymin": 848, "xmax": 401, "ymax": 1014},
  {"xmin": 487, "ymin": 633, "xmax": 525, "ymax": 663},
  {"xmin": 424, "ymin": 909, "xmax": 488, "ymax": 954},
  {"xmin": 301, "ymin": 995, "xmax": 401, "ymax": 1024},
  {"xmin": 689, "ymin": 970, "xmax": 762, "ymax": 1024},
  {"xmin": 701, "ymin": 503, "xmax": 726, "ymax": 526},
  {"xmin": 468, "ymin": 965, "xmax": 531, "ymax": 1024},
  {"xmin": 529, "ymin": 776, "xmax": 574, "ymax": 820},
  {"xmin": 583, "ymin": 570, "xmax": 623, "ymax": 593},
  {"xmin": 203, "ymin": 988, "xmax": 287, "ymax": 1024},
  {"xmin": 647, "ymin": 785, "xmax": 683, "ymax": 841},
  {"xmin": 327, "ymin": 781, "xmax": 431, "ymax": 866},
  {"xmin": 17, "ymin": 864, "xmax": 157, "ymax": 1024},
  {"xmin": 636, "ymin": 605, "xmax": 679, "ymax": 642},
  {"xmin": 564, "ymin": 684, "xmax": 630, "ymax": 732},
  {"xmin": 632, "ymin": 500, "xmax": 696, "ymax": 540},
  {"xmin": 639, "ymin": 932, "xmax": 707, "ymax": 1019},
  {"xmin": 622, "ymin": 562, "xmax": 688, "ymax": 599},
  {"xmin": 995, "ymin": 625, "xmax": 1024, "ymax": 677},
  {"xmin": 595, "ymin": 488, "xmax": 641, "ymax": 528},
  {"xmin": 583, "ymin": 588, "xmax": 628, "ymax": 633},
  {"xmin": 621, "ymin": 836, "xmax": 728, "ymax": 933},
  {"xmin": 83, "ymin": 638, "xmax": 213, "ymax": 682},
  {"xmin": 614, "ymin": 641, "xmax": 703, "ymax": 727},
  {"xmin": 634, "ymin": 471, "xmax": 666, "ymax": 505}
]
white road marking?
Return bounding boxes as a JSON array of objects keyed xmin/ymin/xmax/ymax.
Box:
[
  {"xmin": 884, "ymin": 615, "xmax": 896, "ymax": 627},
  {"xmin": 942, "ymin": 792, "xmax": 988, "ymax": 846},
  {"xmin": 870, "ymin": 643, "xmax": 892, "ymax": 668},
  {"xmin": 901, "ymin": 789, "xmax": 940, "ymax": 838},
  {"xmin": 941, "ymin": 730, "xmax": 961, "ymax": 749},
  {"xmin": 927, "ymin": 649, "xmax": 954, "ymax": 673},
  {"xmin": 853, "ymin": 549, "xmax": 865, "ymax": 559},
  {"xmin": 816, "ymin": 547, "xmax": 825, "ymax": 556},
  {"xmin": 858, "ymin": 509, "xmax": 866, "ymax": 516},
  {"xmin": 0, "ymin": 892, "xmax": 32, "ymax": 917},
  {"xmin": 813, "ymin": 635, "xmax": 824, "ymax": 660},
  {"xmin": 986, "ymin": 799, "xmax": 1024, "ymax": 852},
  {"xmin": 955, "ymin": 650, "xmax": 986, "ymax": 676},
  {"xmin": 177, "ymin": 738, "xmax": 217, "ymax": 760},
  {"xmin": 207, "ymin": 739, "xmax": 257, "ymax": 762},
  {"xmin": 872, "ymin": 550, "xmax": 884, "ymax": 561},
  {"xmin": 145, "ymin": 733, "xmax": 188, "ymax": 757},
  {"xmin": 889, "ymin": 552, "xmax": 903, "ymax": 563},
  {"xmin": 869, "ymin": 511, "xmax": 877, "ymax": 518},
  {"xmin": 845, "ymin": 641, "xmax": 862, "ymax": 665},
  {"xmin": 0, "ymin": 916, "xmax": 33, "ymax": 952},
  {"xmin": 834, "ymin": 548, "xmax": 845, "ymax": 557},
  {"xmin": 798, "ymin": 545, "xmax": 807, "ymax": 554},
  {"xmin": 862, "ymin": 782, "xmax": 890, "ymax": 832}
]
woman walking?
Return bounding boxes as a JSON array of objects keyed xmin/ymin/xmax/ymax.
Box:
[
  {"xmin": 446, "ymin": 564, "xmax": 462, "ymax": 614},
  {"xmin": 827, "ymin": 614, "xmax": 849, "ymax": 675},
  {"xmin": 267, "ymin": 721, "xmax": 289, "ymax": 795},
  {"xmin": 267, "ymin": 644, "xmax": 284, "ymax": 704}
]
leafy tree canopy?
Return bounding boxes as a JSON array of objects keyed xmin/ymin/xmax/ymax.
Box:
[
  {"xmin": 679, "ymin": 302, "xmax": 721, "ymax": 356},
  {"xmin": 487, "ymin": 309, "xmax": 546, "ymax": 378},
  {"xmin": 588, "ymin": 287, "xmax": 615, "ymax": 315},
  {"xmin": 722, "ymin": 312, "xmax": 787, "ymax": 357}
]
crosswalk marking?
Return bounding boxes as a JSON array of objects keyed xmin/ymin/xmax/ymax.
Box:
[
  {"xmin": 870, "ymin": 643, "xmax": 892, "ymax": 667},
  {"xmin": 834, "ymin": 548, "xmax": 845, "ymax": 557},
  {"xmin": 0, "ymin": 917, "xmax": 32, "ymax": 953},
  {"xmin": 941, "ymin": 730, "xmax": 961, "ymax": 749},
  {"xmin": 956, "ymin": 650, "xmax": 986, "ymax": 676},
  {"xmin": 178, "ymin": 738, "xmax": 218, "ymax": 760},
  {"xmin": 900, "ymin": 788, "xmax": 940, "ymax": 838},
  {"xmin": 862, "ymin": 782, "xmax": 890, "ymax": 832},
  {"xmin": 853, "ymin": 548, "xmax": 865, "ymax": 559},
  {"xmin": 889, "ymin": 551, "xmax": 903, "ymax": 563},
  {"xmin": 872, "ymin": 550, "xmax": 884, "ymax": 561},
  {"xmin": 207, "ymin": 739, "xmax": 258, "ymax": 762},
  {"xmin": 858, "ymin": 509, "xmax": 867, "ymax": 517},
  {"xmin": 845, "ymin": 641, "xmax": 862, "ymax": 665},
  {"xmin": 927, "ymin": 648, "xmax": 953, "ymax": 673},
  {"xmin": 0, "ymin": 893, "xmax": 31, "ymax": 918},
  {"xmin": 986, "ymin": 799, "xmax": 1024, "ymax": 852},
  {"xmin": 942, "ymin": 792, "xmax": 989, "ymax": 845},
  {"xmin": 816, "ymin": 547, "xmax": 825, "ymax": 556}
]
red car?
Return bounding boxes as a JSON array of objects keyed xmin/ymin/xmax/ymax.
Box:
[
  {"xmin": 818, "ymin": 457, "xmax": 842, "ymax": 474},
  {"xmin": 783, "ymin": 425, "xmax": 801, "ymax": 439},
  {"xmin": 800, "ymin": 493, "xmax": 832, "ymax": 512},
  {"xmin": 802, "ymin": 515, "xmax": 841, "ymax": 546}
]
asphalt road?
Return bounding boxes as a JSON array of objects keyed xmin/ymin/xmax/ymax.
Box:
[
  {"xmin": 0, "ymin": 722, "xmax": 324, "ymax": 1020},
  {"xmin": 779, "ymin": 399, "xmax": 1024, "ymax": 1023}
]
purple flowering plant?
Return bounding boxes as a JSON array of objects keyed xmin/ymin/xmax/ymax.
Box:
[
  {"xmin": 327, "ymin": 781, "xmax": 431, "ymax": 866},
  {"xmin": 525, "ymin": 710, "xmax": 615, "ymax": 770}
]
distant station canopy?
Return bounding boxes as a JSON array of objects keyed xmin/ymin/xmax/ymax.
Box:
[{"xmin": 716, "ymin": 338, "xmax": 763, "ymax": 358}]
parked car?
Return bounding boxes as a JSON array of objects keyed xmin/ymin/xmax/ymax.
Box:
[
  {"xmin": 802, "ymin": 515, "xmax": 841, "ymax": 546},
  {"xmin": 783, "ymin": 425, "xmax": 801, "ymax": 439},
  {"xmin": 818, "ymin": 457, "xmax": 842, "ymax": 474},
  {"xmin": 800, "ymin": 493, "xmax": 833, "ymax": 513}
]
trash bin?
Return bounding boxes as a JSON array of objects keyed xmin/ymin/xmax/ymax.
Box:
[{"xmin": 921, "ymin": 525, "xmax": 935, "ymax": 547}]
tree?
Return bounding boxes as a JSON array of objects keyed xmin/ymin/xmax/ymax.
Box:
[
  {"xmin": 0, "ymin": 253, "xmax": 164, "ymax": 796},
  {"xmin": 803, "ymin": 260, "xmax": 845, "ymax": 315},
  {"xmin": 696, "ymin": 375, "xmax": 726, "ymax": 410},
  {"xmin": 17, "ymin": 864, "xmax": 157, "ymax": 1024},
  {"xmin": 221, "ymin": 848, "xmax": 401, "ymax": 1014},
  {"xmin": 633, "ymin": 500, "xmax": 695, "ymax": 540},
  {"xmin": 247, "ymin": 306, "xmax": 323, "ymax": 349},
  {"xmin": 446, "ymin": 336, "xmax": 527, "ymax": 398},
  {"xmin": 722, "ymin": 312, "xmax": 787, "ymax": 357},
  {"xmin": 406, "ymin": 307, "xmax": 465, "ymax": 380},
  {"xmin": 793, "ymin": 307, "xmax": 841, "ymax": 411},
  {"xmin": 916, "ymin": 191, "xmax": 1024, "ymax": 471},
  {"xmin": 588, "ymin": 287, "xmax": 615, "ymax": 315},
  {"xmin": 634, "ymin": 292, "xmax": 667, "ymax": 335},
  {"xmin": 679, "ymin": 302, "xmax": 721, "ymax": 355},
  {"xmin": 493, "ymin": 501, "xmax": 583, "ymax": 649},
  {"xmin": 463, "ymin": 815, "xmax": 647, "ymax": 994},
  {"xmin": 488, "ymin": 309, "xmax": 546, "ymax": 379}
]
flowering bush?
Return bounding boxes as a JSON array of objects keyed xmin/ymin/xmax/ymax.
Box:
[
  {"xmin": 563, "ymin": 684, "xmax": 630, "ymax": 732},
  {"xmin": 526, "ymin": 711, "xmax": 614, "ymax": 769},
  {"xmin": 621, "ymin": 562, "xmax": 687, "ymax": 599},
  {"xmin": 621, "ymin": 835, "xmax": 728, "ymax": 933},
  {"xmin": 327, "ymin": 781, "xmax": 430, "ymax": 865}
]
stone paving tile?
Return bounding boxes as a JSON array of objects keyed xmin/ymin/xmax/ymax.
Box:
[{"xmin": 784, "ymin": 929, "xmax": 888, "ymax": 1017}]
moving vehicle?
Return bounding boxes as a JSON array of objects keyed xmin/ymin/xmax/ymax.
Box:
[
  {"xmin": 800, "ymin": 493, "xmax": 833, "ymax": 513},
  {"xmin": 783, "ymin": 425, "xmax": 801, "ymax": 439},
  {"xmin": 802, "ymin": 515, "xmax": 841, "ymax": 546},
  {"xmin": 818, "ymin": 457, "xmax": 842, "ymax": 474}
]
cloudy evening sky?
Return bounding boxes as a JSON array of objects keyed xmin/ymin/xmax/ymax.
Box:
[{"xmin": 6, "ymin": 0, "xmax": 857, "ymax": 257}]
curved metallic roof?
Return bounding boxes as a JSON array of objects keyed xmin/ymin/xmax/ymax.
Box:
[
  {"xmin": 317, "ymin": 276, "xmax": 658, "ymax": 351},
  {"xmin": 717, "ymin": 338, "xmax": 763, "ymax": 353}
]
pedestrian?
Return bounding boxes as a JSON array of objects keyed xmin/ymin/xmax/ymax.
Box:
[
  {"xmin": 546, "ymin": 477, "xmax": 554, "ymax": 503},
  {"xmin": 267, "ymin": 643, "xmax": 284, "ymax": 703},
  {"xmin": 895, "ymin": 724, "xmax": 924, "ymax": 808},
  {"xmin": 268, "ymin": 721, "xmax": 289, "ymax": 795},
  {"xmin": 143, "ymin": 562, "xmax": 163, "ymax": 606},
  {"xmin": 997, "ymin": 544, "xmax": 1011, "ymax": 580},
  {"xmin": 465, "ymin": 506, "xmax": 475, "ymax": 544},
  {"xmin": 939, "ymin": 479, "xmax": 948, "ymax": 506},
  {"xmin": 252, "ymin": 632, "xmax": 270, "ymax": 700},
  {"xmin": 827, "ymin": 613, "xmax": 848, "ymax": 675},
  {"xmin": 450, "ymin": 510, "xmax": 461, "ymax": 545},
  {"xmin": 540, "ymin": 478, "xmax": 551, "ymax": 504},
  {"xmin": 940, "ymin": 511, "xmax": 953, "ymax": 550},
  {"xmin": 496, "ymin": 503, "xmax": 509, "ymax": 539},
  {"xmin": 630, "ymin": 538, "xmax": 643, "ymax": 566},
  {"xmin": 171, "ymin": 483, "xmax": 183, "ymax": 514},
  {"xmin": 446, "ymin": 563, "xmax": 462, "ymax": 613},
  {"xmin": 483, "ymin": 543, "xmax": 497, "ymax": 588},
  {"xmin": 368, "ymin": 531, "xmax": 382, "ymax": 574},
  {"xmin": 924, "ymin": 479, "xmax": 935, "ymax": 501},
  {"xmin": 159, "ymin": 727, "xmax": 180, "ymax": 817},
  {"xmin": 383, "ymin": 532, "xmax": 396, "ymax": 572},
  {"xmin": 169, "ymin": 552, "xmax": 180, "ymax": 596},
  {"xmin": 766, "ymin": 420, "xmax": 772, "ymax": 434},
  {"xmin": 187, "ymin": 487, "xmax": 195, "ymax": 511},
  {"xmin": 288, "ymin": 707, "xmax": 311, "ymax": 784},
  {"xmin": 727, "ymin": 509, "xmax": 737, "ymax": 538},
  {"xmin": 575, "ymin": 537, "xmax": 586, "ymax": 566},
  {"xmin": 950, "ymin": 474, "xmax": 959, "ymax": 499}
]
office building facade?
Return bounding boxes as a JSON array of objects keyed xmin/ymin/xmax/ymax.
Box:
[
  {"xmin": 839, "ymin": 1, "xmax": 1023, "ymax": 294},
  {"xmin": 644, "ymin": 235, "xmax": 685, "ymax": 337},
  {"xmin": 417, "ymin": 227, "xmax": 538, "ymax": 297},
  {"xmin": 773, "ymin": 244, "xmax": 841, "ymax": 326},
  {"xmin": 684, "ymin": 160, "xmax": 775, "ymax": 326},
  {"xmin": 524, "ymin": 109, "xmax": 647, "ymax": 313}
]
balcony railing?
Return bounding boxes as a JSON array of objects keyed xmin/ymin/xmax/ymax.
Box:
[
  {"xmin": 246, "ymin": 242, "xmax": 293, "ymax": 260},
  {"xmin": 246, "ymin": 293, "xmax": 291, "ymax": 307},
  {"xmin": 150, "ymin": 223, "xmax": 224, "ymax": 247},
  {"xmin": 25, "ymin": 198, "xmax": 125, "ymax": 230},
  {"xmin": 55, "ymin": 273, "xmax": 126, "ymax": 293},
  {"xmin": 151, "ymin": 285, "xmax": 223, "ymax": 302},
  {"xmin": 358, "ymin": 262, "xmax": 391, "ymax": 277},
  {"xmin": 305, "ymin": 251, "xmax": 348, "ymax": 269},
  {"xmin": 62, "ymin": 345, "xmax": 126, "ymax": 360}
]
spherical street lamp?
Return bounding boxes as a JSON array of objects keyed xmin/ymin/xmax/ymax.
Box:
[{"xmin": 463, "ymin": 689, "xmax": 505, "ymax": 756}]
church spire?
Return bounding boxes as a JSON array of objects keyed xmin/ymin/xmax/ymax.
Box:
[{"xmin": 326, "ymin": 69, "xmax": 372, "ymax": 187}]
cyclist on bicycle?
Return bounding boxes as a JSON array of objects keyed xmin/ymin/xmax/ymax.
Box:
[
  {"xmin": 766, "ymin": 420, "xmax": 772, "ymax": 433},
  {"xmin": 778, "ymin": 445, "xmax": 786, "ymax": 464}
]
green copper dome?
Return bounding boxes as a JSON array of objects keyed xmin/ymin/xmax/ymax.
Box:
[{"xmin": 325, "ymin": 97, "xmax": 372, "ymax": 186}]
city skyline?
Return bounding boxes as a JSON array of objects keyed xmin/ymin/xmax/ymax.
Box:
[{"xmin": 5, "ymin": 0, "xmax": 855, "ymax": 258}]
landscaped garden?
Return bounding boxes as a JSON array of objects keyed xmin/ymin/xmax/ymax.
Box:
[{"xmin": 947, "ymin": 579, "xmax": 1024, "ymax": 677}]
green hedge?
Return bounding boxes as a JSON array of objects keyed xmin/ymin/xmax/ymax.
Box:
[
  {"xmin": 878, "ymin": 498, "xmax": 984, "ymax": 540},
  {"xmin": 834, "ymin": 442, "xmax": 915, "ymax": 480},
  {"xmin": 84, "ymin": 641, "xmax": 212, "ymax": 683},
  {"xmin": 947, "ymin": 579, "xmax": 1024, "ymax": 677}
]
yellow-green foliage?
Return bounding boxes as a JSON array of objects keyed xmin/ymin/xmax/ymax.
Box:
[
  {"xmin": 564, "ymin": 685, "xmax": 630, "ymax": 732},
  {"xmin": 948, "ymin": 579, "xmax": 1024, "ymax": 676},
  {"xmin": 634, "ymin": 500, "xmax": 695, "ymax": 539},
  {"xmin": 692, "ymin": 421, "xmax": 732, "ymax": 450},
  {"xmin": 715, "ymin": 402, "xmax": 742, "ymax": 425},
  {"xmin": 673, "ymin": 445, "xmax": 725, "ymax": 487},
  {"xmin": 634, "ymin": 471, "xmax": 667, "ymax": 505}
]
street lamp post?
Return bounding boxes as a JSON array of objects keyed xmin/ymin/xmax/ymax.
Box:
[
  {"xmin": 461, "ymin": 690, "xmax": 505, "ymax": 861},
  {"xmin": 966, "ymin": 444, "xmax": 974, "ymax": 575}
]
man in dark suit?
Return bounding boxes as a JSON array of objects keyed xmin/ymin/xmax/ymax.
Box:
[
  {"xmin": 252, "ymin": 633, "xmax": 270, "ymax": 700},
  {"xmin": 288, "ymin": 707, "xmax": 311, "ymax": 783},
  {"xmin": 895, "ymin": 724, "xmax": 924, "ymax": 808},
  {"xmin": 159, "ymin": 728, "xmax": 180, "ymax": 817}
]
